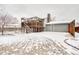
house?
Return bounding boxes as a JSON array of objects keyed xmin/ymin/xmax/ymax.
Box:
[
  {"xmin": 45, "ymin": 20, "xmax": 75, "ymax": 36},
  {"xmin": 4, "ymin": 24, "xmax": 21, "ymax": 31},
  {"xmin": 21, "ymin": 16, "xmax": 44, "ymax": 32},
  {"xmin": 0, "ymin": 24, "xmax": 21, "ymax": 34}
]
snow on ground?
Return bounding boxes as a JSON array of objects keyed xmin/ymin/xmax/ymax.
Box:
[
  {"xmin": 0, "ymin": 32, "xmax": 28, "ymax": 45},
  {"xmin": 0, "ymin": 32, "xmax": 67, "ymax": 45},
  {"xmin": 0, "ymin": 32, "xmax": 79, "ymax": 55},
  {"xmin": 65, "ymin": 32, "xmax": 79, "ymax": 51},
  {"xmin": 35, "ymin": 32, "xmax": 79, "ymax": 54},
  {"xmin": 66, "ymin": 39, "xmax": 79, "ymax": 49},
  {"xmin": 75, "ymin": 32, "xmax": 79, "ymax": 39},
  {"xmin": 66, "ymin": 32, "xmax": 79, "ymax": 48}
]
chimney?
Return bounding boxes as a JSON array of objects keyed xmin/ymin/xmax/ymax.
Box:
[{"xmin": 47, "ymin": 13, "xmax": 51, "ymax": 23}]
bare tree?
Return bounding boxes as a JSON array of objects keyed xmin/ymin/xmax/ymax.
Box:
[{"xmin": 0, "ymin": 9, "xmax": 18, "ymax": 35}]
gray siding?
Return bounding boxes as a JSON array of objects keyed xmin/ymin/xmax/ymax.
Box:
[
  {"xmin": 45, "ymin": 23, "xmax": 68, "ymax": 32},
  {"xmin": 45, "ymin": 24, "xmax": 53, "ymax": 31},
  {"xmin": 53, "ymin": 24, "xmax": 68, "ymax": 32}
]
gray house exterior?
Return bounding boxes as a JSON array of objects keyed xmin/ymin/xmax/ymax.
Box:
[{"xmin": 44, "ymin": 20, "xmax": 75, "ymax": 36}]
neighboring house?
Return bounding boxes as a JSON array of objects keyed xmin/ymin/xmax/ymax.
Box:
[
  {"xmin": 21, "ymin": 16, "xmax": 44, "ymax": 32},
  {"xmin": 0, "ymin": 24, "xmax": 21, "ymax": 32},
  {"xmin": 45, "ymin": 20, "xmax": 75, "ymax": 36},
  {"xmin": 4, "ymin": 24, "xmax": 21, "ymax": 31}
]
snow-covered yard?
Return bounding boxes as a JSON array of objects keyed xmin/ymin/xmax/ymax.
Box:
[
  {"xmin": 0, "ymin": 32, "xmax": 79, "ymax": 55},
  {"xmin": 65, "ymin": 32, "xmax": 79, "ymax": 51}
]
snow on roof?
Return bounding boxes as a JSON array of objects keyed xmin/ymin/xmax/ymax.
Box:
[
  {"xmin": 22, "ymin": 16, "xmax": 44, "ymax": 21},
  {"xmin": 75, "ymin": 22, "xmax": 79, "ymax": 27},
  {"xmin": 46, "ymin": 20, "xmax": 74, "ymax": 25}
]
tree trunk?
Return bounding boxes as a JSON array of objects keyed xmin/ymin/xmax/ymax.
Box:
[{"xmin": 2, "ymin": 25, "xmax": 4, "ymax": 35}]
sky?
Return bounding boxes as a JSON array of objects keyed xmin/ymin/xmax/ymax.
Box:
[{"xmin": 0, "ymin": 4, "xmax": 79, "ymax": 22}]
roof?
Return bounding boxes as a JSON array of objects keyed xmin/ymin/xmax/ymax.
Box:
[
  {"xmin": 75, "ymin": 22, "xmax": 79, "ymax": 27},
  {"xmin": 22, "ymin": 16, "xmax": 44, "ymax": 21},
  {"xmin": 46, "ymin": 20, "xmax": 74, "ymax": 25}
]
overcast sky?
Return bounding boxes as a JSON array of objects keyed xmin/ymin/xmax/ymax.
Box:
[{"xmin": 0, "ymin": 4, "xmax": 79, "ymax": 22}]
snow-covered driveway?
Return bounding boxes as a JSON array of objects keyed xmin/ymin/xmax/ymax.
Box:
[{"xmin": 0, "ymin": 32, "xmax": 78, "ymax": 55}]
